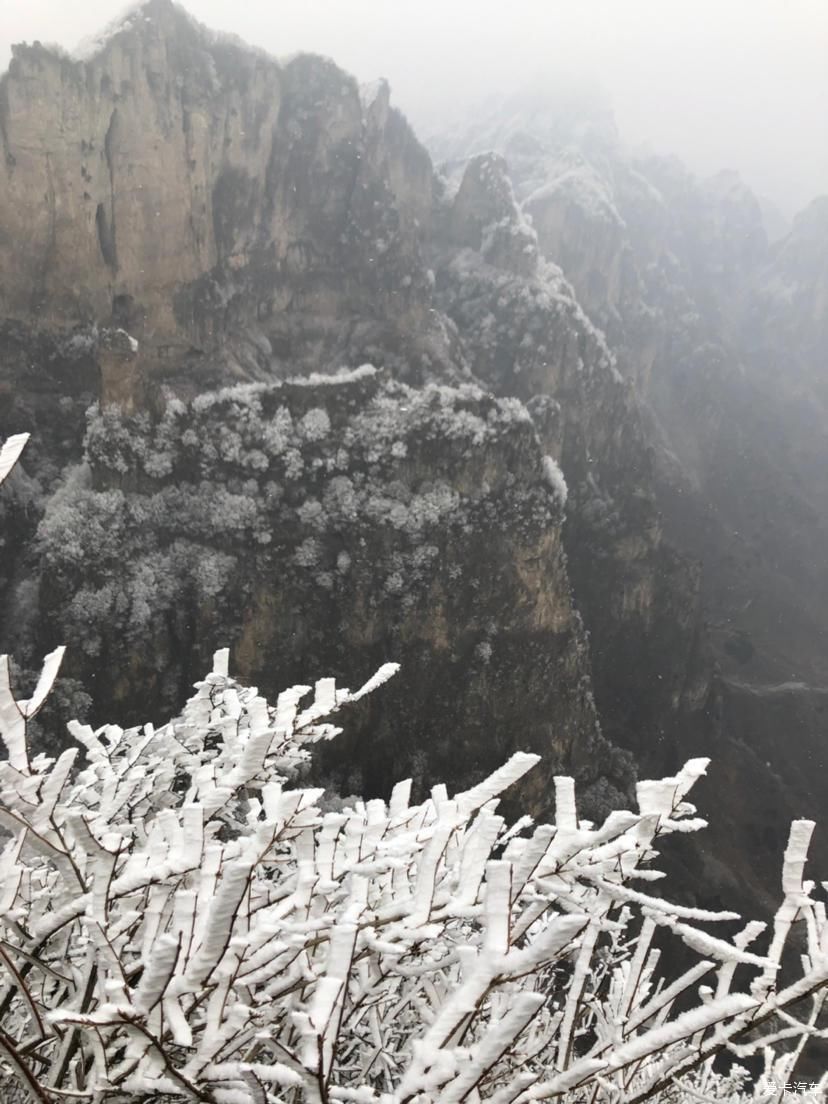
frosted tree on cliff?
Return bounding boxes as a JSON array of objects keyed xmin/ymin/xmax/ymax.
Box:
[{"xmin": 1, "ymin": 432, "xmax": 827, "ymax": 1103}]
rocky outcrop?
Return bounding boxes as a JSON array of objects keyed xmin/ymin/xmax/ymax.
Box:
[
  {"xmin": 443, "ymin": 152, "xmax": 538, "ymax": 277},
  {"xmin": 1, "ymin": 2, "xmax": 682, "ymax": 814},
  {"xmin": 33, "ymin": 370, "xmax": 633, "ymax": 818}
]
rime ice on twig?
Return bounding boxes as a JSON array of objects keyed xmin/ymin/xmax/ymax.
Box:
[{"xmin": 0, "ymin": 657, "xmax": 825, "ymax": 1101}]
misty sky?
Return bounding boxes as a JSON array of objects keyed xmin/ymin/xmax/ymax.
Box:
[{"xmin": 1, "ymin": 0, "xmax": 826, "ymax": 217}]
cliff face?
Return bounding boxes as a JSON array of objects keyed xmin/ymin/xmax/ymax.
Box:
[
  {"xmin": 0, "ymin": 0, "xmax": 444, "ymax": 386},
  {"xmin": 0, "ymin": 1, "xmax": 654, "ymax": 816},
  {"xmin": 432, "ymin": 152, "xmax": 709, "ymax": 768}
]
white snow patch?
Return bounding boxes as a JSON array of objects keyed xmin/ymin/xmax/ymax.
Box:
[
  {"xmin": 115, "ymin": 328, "xmax": 139, "ymax": 353},
  {"xmin": 294, "ymin": 364, "xmax": 378, "ymax": 387},
  {"xmin": 542, "ymin": 455, "xmax": 568, "ymax": 506}
]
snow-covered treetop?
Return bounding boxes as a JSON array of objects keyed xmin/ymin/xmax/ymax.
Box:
[
  {"xmin": 0, "ymin": 660, "xmax": 825, "ymax": 1097},
  {"xmin": 81, "ymin": 374, "xmax": 534, "ymax": 487}
]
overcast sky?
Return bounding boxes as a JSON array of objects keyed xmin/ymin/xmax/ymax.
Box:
[{"xmin": 1, "ymin": 1, "xmax": 826, "ymax": 216}]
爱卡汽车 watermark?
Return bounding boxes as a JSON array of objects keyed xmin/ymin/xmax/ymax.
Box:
[{"xmin": 761, "ymin": 1081, "xmax": 823, "ymax": 1101}]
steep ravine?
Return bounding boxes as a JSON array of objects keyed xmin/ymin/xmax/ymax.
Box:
[
  {"xmin": 428, "ymin": 93, "xmax": 828, "ymax": 908},
  {"xmin": 431, "ymin": 152, "xmax": 711, "ymax": 774}
]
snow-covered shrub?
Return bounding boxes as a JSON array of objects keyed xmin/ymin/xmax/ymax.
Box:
[
  {"xmin": 2, "ymin": 434, "xmax": 827, "ymax": 1102},
  {"xmin": 0, "ymin": 676, "xmax": 826, "ymax": 1099}
]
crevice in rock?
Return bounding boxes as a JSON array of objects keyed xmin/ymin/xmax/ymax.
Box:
[
  {"xmin": 100, "ymin": 109, "xmax": 119, "ymax": 271},
  {"xmin": 96, "ymin": 203, "xmax": 117, "ymax": 270}
]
